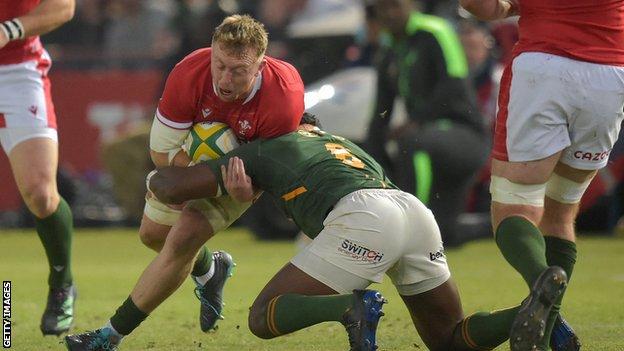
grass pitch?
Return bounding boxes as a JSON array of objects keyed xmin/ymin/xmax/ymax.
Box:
[{"xmin": 0, "ymin": 228, "xmax": 622, "ymax": 351}]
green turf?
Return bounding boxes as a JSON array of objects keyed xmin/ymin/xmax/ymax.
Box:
[{"xmin": 0, "ymin": 228, "xmax": 622, "ymax": 350}]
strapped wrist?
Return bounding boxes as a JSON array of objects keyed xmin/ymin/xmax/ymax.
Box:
[
  {"xmin": 145, "ymin": 170, "xmax": 158, "ymax": 193},
  {"xmin": 1, "ymin": 18, "xmax": 25, "ymax": 41}
]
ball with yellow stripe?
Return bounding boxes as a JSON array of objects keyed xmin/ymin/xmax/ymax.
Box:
[{"xmin": 184, "ymin": 121, "xmax": 240, "ymax": 162}]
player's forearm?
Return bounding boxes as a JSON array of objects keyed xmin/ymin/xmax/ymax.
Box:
[
  {"xmin": 459, "ymin": 0, "xmax": 516, "ymax": 20},
  {"xmin": 19, "ymin": 0, "xmax": 75, "ymax": 38},
  {"xmin": 149, "ymin": 116, "xmax": 192, "ymax": 167},
  {"xmin": 149, "ymin": 165, "xmax": 218, "ymax": 203},
  {"xmin": 150, "ymin": 149, "xmax": 192, "ymax": 168}
]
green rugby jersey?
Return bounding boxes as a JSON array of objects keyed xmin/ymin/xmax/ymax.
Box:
[{"xmin": 204, "ymin": 129, "xmax": 397, "ymax": 237}]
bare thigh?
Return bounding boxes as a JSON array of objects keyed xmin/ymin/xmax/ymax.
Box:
[
  {"xmin": 490, "ymin": 154, "xmax": 561, "ymax": 228},
  {"xmin": 8, "ymin": 137, "xmax": 60, "ymax": 217}
]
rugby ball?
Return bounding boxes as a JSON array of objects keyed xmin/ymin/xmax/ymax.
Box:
[{"xmin": 184, "ymin": 121, "xmax": 239, "ymax": 162}]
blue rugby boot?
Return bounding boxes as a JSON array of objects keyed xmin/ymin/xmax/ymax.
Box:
[
  {"xmin": 40, "ymin": 285, "xmax": 77, "ymax": 336},
  {"xmin": 510, "ymin": 266, "xmax": 568, "ymax": 351},
  {"xmin": 341, "ymin": 289, "xmax": 387, "ymax": 351},
  {"xmin": 551, "ymin": 315, "xmax": 581, "ymax": 351},
  {"xmin": 65, "ymin": 328, "xmax": 121, "ymax": 351},
  {"xmin": 193, "ymin": 251, "xmax": 235, "ymax": 331}
]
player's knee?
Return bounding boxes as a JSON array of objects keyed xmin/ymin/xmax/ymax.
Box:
[
  {"xmin": 138, "ymin": 227, "xmax": 166, "ymax": 252},
  {"xmin": 247, "ymin": 304, "xmax": 275, "ymax": 339},
  {"xmin": 21, "ymin": 182, "xmax": 59, "ymax": 218},
  {"xmin": 165, "ymin": 227, "xmax": 208, "ymax": 261}
]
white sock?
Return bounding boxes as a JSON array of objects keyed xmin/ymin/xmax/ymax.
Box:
[
  {"xmin": 105, "ymin": 321, "xmax": 125, "ymax": 342},
  {"xmin": 192, "ymin": 259, "xmax": 215, "ymax": 286}
]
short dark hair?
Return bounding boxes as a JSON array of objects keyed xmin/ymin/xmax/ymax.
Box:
[{"xmin": 300, "ymin": 112, "xmax": 322, "ymax": 128}]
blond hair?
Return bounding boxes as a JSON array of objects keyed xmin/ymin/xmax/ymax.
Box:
[{"xmin": 212, "ymin": 14, "xmax": 269, "ymax": 58}]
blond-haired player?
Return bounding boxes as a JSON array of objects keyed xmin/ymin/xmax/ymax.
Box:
[{"xmin": 65, "ymin": 14, "xmax": 304, "ymax": 350}]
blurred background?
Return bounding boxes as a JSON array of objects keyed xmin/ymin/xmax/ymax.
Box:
[{"xmin": 1, "ymin": 0, "xmax": 622, "ymax": 244}]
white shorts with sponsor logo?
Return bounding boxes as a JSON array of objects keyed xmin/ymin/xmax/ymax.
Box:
[
  {"xmin": 494, "ymin": 52, "xmax": 624, "ymax": 170},
  {"xmin": 144, "ymin": 194, "xmax": 251, "ymax": 232},
  {"xmin": 291, "ymin": 189, "xmax": 450, "ymax": 296},
  {"xmin": 0, "ymin": 53, "xmax": 57, "ymax": 154}
]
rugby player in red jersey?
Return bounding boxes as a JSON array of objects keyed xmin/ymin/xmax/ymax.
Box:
[
  {"xmin": 0, "ymin": 0, "xmax": 76, "ymax": 336},
  {"xmin": 461, "ymin": 0, "xmax": 624, "ymax": 349},
  {"xmin": 65, "ymin": 14, "xmax": 304, "ymax": 350}
]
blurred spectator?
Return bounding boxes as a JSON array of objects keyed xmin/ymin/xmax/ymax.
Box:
[
  {"xmin": 458, "ymin": 19, "xmax": 503, "ymax": 215},
  {"xmin": 164, "ymin": 0, "xmax": 228, "ymax": 73},
  {"xmin": 366, "ymin": 0, "xmax": 489, "ymax": 246},
  {"xmin": 421, "ymin": 0, "xmax": 459, "ymax": 21},
  {"xmin": 343, "ymin": 2, "xmax": 381, "ymax": 67},
  {"xmin": 43, "ymin": 0, "xmax": 108, "ymax": 47},
  {"xmin": 103, "ymin": 0, "xmax": 177, "ymax": 69},
  {"xmin": 458, "ymin": 19, "xmax": 502, "ymax": 128}
]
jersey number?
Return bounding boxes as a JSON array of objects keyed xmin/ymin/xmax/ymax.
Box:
[{"xmin": 325, "ymin": 143, "xmax": 365, "ymax": 169}]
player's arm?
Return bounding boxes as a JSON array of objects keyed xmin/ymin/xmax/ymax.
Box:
[
  {"xmin": 150, "ymin": 63, "xmax": 197, "ymax": 168},
  {"xmin": 0, "ymin": 0, "xmax": 75, "ymax": 48},
  {"xmin": 148, "ymin": 164, "xmax": 219, "ymax": 204},
  {"xmin": 149, "ymin": 143, "xmax": 261, "ymax": 204},
  {"xmin": 459, "ymin": 0, "xmax": 518, "ymax": 20},
  {"xmin": 149, "ymin": 115, "xmax": 192, "ymax": 168}
]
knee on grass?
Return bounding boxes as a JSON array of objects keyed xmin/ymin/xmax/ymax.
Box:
[{"xmin": 248, "ymin": 302, "xmax": 278, "ymax": 339}]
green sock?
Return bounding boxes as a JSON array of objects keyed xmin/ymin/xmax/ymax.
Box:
[
  {"xmin": 544, "ymin": 236, "xmax": 576, "ymax": 282},
  {"xmin": 191, "ymin": 246, "xmax": 213, "ymax": 276},
  {"xmin": 35, "ymin": 197, "xmax": 74, "ymax": 288},
  {"xmin": 109, "ymin": 296, "xmax": 149, "ymax": 336},
  {"xmin": 541, "ymin": 236, "xmax": 577, "ymax": 348},
  {"xmin": 457, "ymin": 305, "xmax": 520, "ymax": 349},
  {"xmin": 495, "ymin": 216, "xmax": 549, "ymax": 288},
  {"xmin": 267, "ymin": 294, "xmax": 353, "ymax": 336}
]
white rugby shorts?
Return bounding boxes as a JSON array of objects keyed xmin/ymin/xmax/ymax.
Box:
[
  {"xmin": 493, "ymin": 52, "xmax": 624, "ymax": 170},
  {"xmin": 291, "ymin": 189, "xmax": 451, "ymax": 296},
  {"xmin": 0, "ymin": 52, "xmax": 58, "ymax": 154}
]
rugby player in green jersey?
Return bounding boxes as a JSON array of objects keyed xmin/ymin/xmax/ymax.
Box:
[
  {"xmin": 72, "ymin": 114, "xmax": 565, "ymax": 350},
  {"xmin": 150, "ymin": 114, "xmax": 567, "ymax": 351}
]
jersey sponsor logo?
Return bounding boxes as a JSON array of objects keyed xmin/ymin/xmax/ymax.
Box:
[
  {"xmin": 28, "ymin": 105, "xmax": 37, "ymax": 116},
  {"xmin": 338, "ymin": 239, "xmax": 384, "ymax": 263},
  {"xmin": 201, "ymin": 108, "xmax": 212, "ymax": 118},
  {"xmin": 429, "ymin": 248, "xmax": 445, "ymax": 261},
  {"xmin": 238, "ymin": 119, "xmax": 251, "ymax": 135},
  {"xmin": 573, "ymin": 150, "xmax": 610, "ymax": 161}
]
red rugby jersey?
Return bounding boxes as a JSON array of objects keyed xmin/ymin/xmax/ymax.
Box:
[
  {"xmin": 157, "ymin": 48, "xmax": 305, "ymax": 141},
  {"xmin": 513, "ymin": 0, "xmax": 624, "ymax": 65},
  {"xmin": 0, "ymin": 0, "xmax": 44, "ymax": 65}
]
